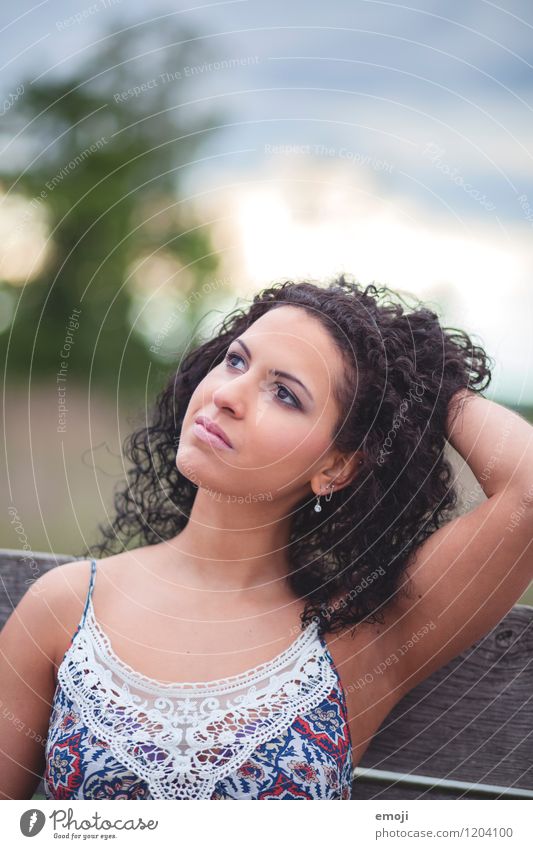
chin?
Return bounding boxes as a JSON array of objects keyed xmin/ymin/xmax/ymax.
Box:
[{"xmin": 175, "ymin": 443, "xmax": 202, "ymax": 481}]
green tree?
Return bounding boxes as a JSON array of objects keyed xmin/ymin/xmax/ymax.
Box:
[{"xmin": 0, "ymin": 17, "xmax": 226, "ymax": 399}]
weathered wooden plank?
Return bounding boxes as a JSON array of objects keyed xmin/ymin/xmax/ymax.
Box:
[{"xmin": 352, "ymin": 606, "xmax": 533, "ymax": 798}]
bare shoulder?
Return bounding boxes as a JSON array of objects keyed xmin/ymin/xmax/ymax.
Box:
[
  {"xmin": 42, "ymin": 547, "xmax": 157, "ymax": 642},
  {"xmin": 40, "ymin": 548, "xmax": 143, "ymax": 601},
  {"xmin": 2, "ymin": 558, "xmax": 94, "ymax": 625},
  {"xmin": 0, "ymin": 559, "xmax": 95, "ymax": 696},
  {"xmin": 39, "ymin": 554, "xmax": 134, "ymax": 670},
  {"xmin": 35, "ymin": 557, "xmax": 94, "ymax": 596},
  {"xmin": 43, "ymin": 551, "xmax": 137, "ymax": 611},
  {"xmin": 27, "ymin": 559, "xmax": 95, "ymax": 645}
]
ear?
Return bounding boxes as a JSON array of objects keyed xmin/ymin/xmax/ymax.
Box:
[{"xmin": 311, "ymin": 450, "xmax": 365, "ymax": 496}]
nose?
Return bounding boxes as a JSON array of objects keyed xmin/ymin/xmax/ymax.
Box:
[{"xmin": 211, "ymin": 375, "xmax": 247, "ymax": 418}]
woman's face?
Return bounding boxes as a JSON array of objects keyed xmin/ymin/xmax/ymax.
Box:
[{"xmin": 176, "ymin": 305, "xmax": 350, "ymax": 504}]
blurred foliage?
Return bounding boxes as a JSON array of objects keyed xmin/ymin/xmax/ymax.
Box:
[{"xmin": 0, "ymin": 18, "xmax": 227, "ymax": 400}]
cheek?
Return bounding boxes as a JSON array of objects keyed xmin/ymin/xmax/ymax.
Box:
[{"xmin": 252, "ymin": 416, "xmax": 331, "ymax": 472}]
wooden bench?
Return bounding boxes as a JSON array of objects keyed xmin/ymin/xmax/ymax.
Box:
[{"xmin": 1, "ymin": 548, "xmax": 532, "ymax": 800}]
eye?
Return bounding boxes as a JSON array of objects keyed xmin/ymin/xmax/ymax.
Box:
[{"xmin": 224, "ymin": 351, "xmax": 301, "ymax": 409}]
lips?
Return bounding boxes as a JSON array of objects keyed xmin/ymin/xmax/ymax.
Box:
[{"xmin": 193, "ymin": 415, "xmax": 233, "ymax": 448}]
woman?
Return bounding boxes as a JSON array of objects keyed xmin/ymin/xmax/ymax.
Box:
[{"xmin": 1, "ymin": 276, "xmax": 532, "ymax": 800}]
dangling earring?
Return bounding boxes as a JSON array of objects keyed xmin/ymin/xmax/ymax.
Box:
[{"xmin": 314, "ymin": 483, "xmax": 334, "ymax": 512}]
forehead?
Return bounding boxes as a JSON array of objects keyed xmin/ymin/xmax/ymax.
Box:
[{"xmin": 242, "ymin": 305, "xmax": 344, "ymax": 388}]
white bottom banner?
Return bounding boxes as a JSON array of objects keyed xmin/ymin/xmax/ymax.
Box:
[{"xmin": 3, "ymin": 799, "xmax": 532, "ymax": 848}]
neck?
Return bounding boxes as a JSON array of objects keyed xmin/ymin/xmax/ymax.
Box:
[{"xmin": 162, "ymin": 488, "xmax": 297, "ymax": 597}]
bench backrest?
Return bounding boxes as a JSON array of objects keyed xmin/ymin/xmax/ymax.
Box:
[{"xmin": 1, "ymin": 549, "xmax": 532, "ymax": 800}]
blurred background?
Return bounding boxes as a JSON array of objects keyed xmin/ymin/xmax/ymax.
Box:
[{"xmin": 1, "ymin": 1, "xmax": 532, "ymax": 598}]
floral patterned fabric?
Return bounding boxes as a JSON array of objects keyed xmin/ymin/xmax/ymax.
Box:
[{"xmin": 44, "ymin": 560, "xmax": 353, "ymax": 800}]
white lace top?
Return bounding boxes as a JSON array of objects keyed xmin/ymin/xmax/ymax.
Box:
[{"xmin": 44, "ymin": 559, "xmax": 353, "ymax": 800}]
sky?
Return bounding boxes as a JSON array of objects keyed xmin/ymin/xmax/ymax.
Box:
[{"xmin": 1, "ymin": 0, "xmax": 532, "ymax": 404}]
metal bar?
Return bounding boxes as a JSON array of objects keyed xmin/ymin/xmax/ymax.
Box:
[{"xmin": 352, "ymin": 767, "xmax": 533, "ymax": 799}]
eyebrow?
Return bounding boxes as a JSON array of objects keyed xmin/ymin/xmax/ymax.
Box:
[{"xmin": 233, "ymin": 337, "xmax": 315, "ymax": 403}]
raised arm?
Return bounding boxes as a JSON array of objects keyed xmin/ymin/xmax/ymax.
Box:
[{"xmin": 378, "ymin": 388, "xmax": 533, "ymax": 698}]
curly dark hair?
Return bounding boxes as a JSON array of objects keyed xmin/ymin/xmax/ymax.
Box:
[{"xmin": 80, "ymin": 275, "xmax": 493, "ymax": 637}]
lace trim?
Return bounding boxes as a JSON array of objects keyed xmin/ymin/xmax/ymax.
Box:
[
  {"xmin": 57, "ymin": 615, "xmax": 338, "ymax": 800},
  {"xmin": 84, "ymin": 595, "xmax": 320, "ymax": 695}
]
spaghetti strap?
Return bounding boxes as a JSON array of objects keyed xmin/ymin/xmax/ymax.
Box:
[{"xmin": 80, "ymin": 558, "xmax": 97, "ymax": 627}]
